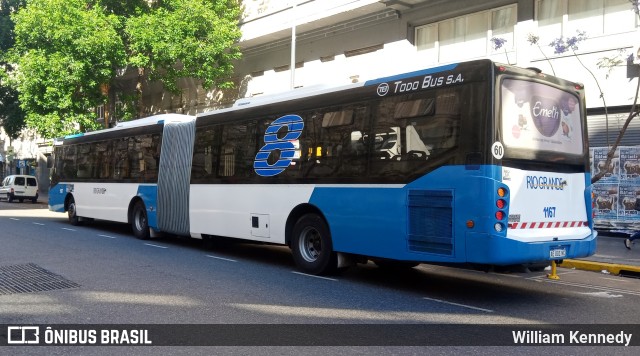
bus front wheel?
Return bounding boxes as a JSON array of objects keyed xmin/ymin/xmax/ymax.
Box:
[
  {"xmin": 291, "ymin": 214, "xmax": 338, "ymax": 275},
  {"xmin": 131, "ymin": 201, "xmax": 150, "ymax": 240}
]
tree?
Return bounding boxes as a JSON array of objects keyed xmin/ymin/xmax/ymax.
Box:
[
  {"xmin": 0, "ymin": 0, "xmax": 26, "ymax": 140},
  {"xmin": 6, "ymin": 0, "xmax": 242, "ymax": 139},
  {"xmin": 588, "ymin": 0, "xmax": 640, "ymax": 184},
  {"xmin": 524, "ymin": 1, "xmax": 640, "ymax": 184},
  {"xmin": 8, "ymin": 0, "xmax": 126, "ymax": 138}
]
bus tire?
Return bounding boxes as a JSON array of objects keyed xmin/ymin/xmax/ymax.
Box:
[
  {"xmin": 131, "ymin": 201, "xmax": 150, "ymax": 240},
  {"xmin": 291, "ymin": 213, "xmax": 338, "ymax": 275},
  {"xmin": 68, "ymin": 196, "xmax": 81, "ymax": 226}
]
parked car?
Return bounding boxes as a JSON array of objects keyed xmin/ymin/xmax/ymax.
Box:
[{"xmin": 0, "ymin": 175, "xmax": 39, "ymax": 203}]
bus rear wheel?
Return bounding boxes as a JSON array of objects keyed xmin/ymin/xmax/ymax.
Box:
[
  {"xmin": 67, "ymin": 196, "xmax": 81, "ymax": 226},
  {"xmin": 291, "ymin": 214, "xmax": 338, "ymax": 275},
  {"xmin": 131, "ymin": 201, "xmax": 150, "ymax": 240}
]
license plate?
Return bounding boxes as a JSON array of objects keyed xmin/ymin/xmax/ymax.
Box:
[{"xmin": 549, "ymin": 248, "xmax": 566, "ymax": 259}]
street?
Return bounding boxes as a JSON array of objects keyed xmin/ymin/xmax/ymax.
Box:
[{"xmin": 1, "ymin": 200, "xmax": 639, "ymax": 355}]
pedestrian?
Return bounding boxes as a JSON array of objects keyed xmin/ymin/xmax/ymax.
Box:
[
  {"xmin": 625, "ymin": 232, "xmax": 638, "ymax": 249},
  {"xmin": 627, "ymin": 198, "xmax": 640, "ymax": 249}
]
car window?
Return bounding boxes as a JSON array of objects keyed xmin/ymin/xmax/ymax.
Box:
[
  {"xmin": 27, "ymin": 178, "xmax": 37, "ymax": 187},
  {"xmin": 15, "ymin": 177, "xmax": 25, "ymax": 185}
]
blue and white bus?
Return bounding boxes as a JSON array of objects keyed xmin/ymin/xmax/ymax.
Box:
[{"xmin": 49, "ymin": 59, "xmax": 596, "ymax": 275}]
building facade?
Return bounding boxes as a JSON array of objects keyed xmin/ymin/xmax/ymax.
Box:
[{"xmin": 234, "ymin": 0, "xmax": 639, "ymax": 146}]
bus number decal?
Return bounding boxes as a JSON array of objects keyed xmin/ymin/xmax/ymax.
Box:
[
  {"xmin": 543, "ymin": 206, "xmax": 556, "ymax": 218},
  {"xmin": 254, "ymin": 114, "xmax": 304, "ymax": 177}
]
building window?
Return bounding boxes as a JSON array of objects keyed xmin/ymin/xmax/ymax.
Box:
[
  {"xmin": 415, "ymin": 5, "xmax": 516, "ymax": 64},
  {"xmin": 96, "ymin": 105, "xmax": 104, "ymax": 122},
  {"xmin": 536, "ymin": 0, "xmax": 637, "ymax": 40}
]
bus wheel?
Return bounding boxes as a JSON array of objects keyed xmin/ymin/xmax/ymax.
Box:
[
  {"xmin": 68, "ymin": 197, "xmax": 81, "ymax": 226},
  {"xmin": 291, "ymin": 214, "xmax": 338, "ymax": 275},
  {"xmin": 131, "ymin": 201, "xmax": 150, "ymax": 240}
]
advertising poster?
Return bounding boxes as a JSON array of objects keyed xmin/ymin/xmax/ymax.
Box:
[
  {"xmin": 619, "ymin": 146, "xmax": 640, "ymax": 183},
  {"xmin": 618, "ymin": 183, "xmax": 640, "ymax": 220},
  {"xmin": 501, "ymin": 79, "xmax": 583, "ymax": 156},
  {"xmin": 591, "ymin": 146, "xmax": 640, "ymax": 226},
  {"xmin": 592, "ymin": 182, "xmax": 619, "ymax": 220},
  {"xmin": 591, "ymin": 147, "xmax": 619, "ymax": 183}
]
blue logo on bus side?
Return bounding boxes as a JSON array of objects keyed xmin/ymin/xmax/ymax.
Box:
[{"xmin": 254, "ymin": 114, "xmax": 304, "ymax": 177}]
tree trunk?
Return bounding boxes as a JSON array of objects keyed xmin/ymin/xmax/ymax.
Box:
[
  {"xmin": 591, "ymin": 76, "xmax": 640, "ymax": 184},
  {"xmin": 136, "ymin": 67, "xmax": 145, "ymax": 119}
]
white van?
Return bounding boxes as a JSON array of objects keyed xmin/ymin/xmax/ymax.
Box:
[{"xmin": 0, "ymin": 175, "xmax": 39, "ymax": 203}]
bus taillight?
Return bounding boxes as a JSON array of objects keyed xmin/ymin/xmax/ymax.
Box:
[{"xmin": 495, "ymin": 187, "xmax": 508, "ymax": 232}]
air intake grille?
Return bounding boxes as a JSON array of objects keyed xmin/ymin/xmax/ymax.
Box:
[{"xmin": 408, "ymin": 190, "xmax": 453, "ymax": 255}]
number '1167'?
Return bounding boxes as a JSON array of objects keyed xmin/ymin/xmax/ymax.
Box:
[{"xmin": 543, "ymin": 207, "xmax": 556, "ymax": 218}]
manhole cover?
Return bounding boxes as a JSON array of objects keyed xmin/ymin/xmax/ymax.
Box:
[{"xmin": 0, "ymin": 263, "xmax": 80, "ymax": 295}]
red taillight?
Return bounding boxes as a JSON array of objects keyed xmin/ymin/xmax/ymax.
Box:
[
  {"xmin": 496, "ymin": 199, "xmax": 506, "ymax": 209},
  {"xmin": 495, "ymin": 211, "xmax": 505, "ymax": 220}
]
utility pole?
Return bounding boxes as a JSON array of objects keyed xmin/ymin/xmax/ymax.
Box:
[{"xmin": 290, "ymin": 1, "xmax": 297, "ymax": 90}]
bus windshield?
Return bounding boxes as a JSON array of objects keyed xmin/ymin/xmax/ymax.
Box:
[{"xmin": 500, "ymin": 79, "xmax": 583, "ymax": 156}]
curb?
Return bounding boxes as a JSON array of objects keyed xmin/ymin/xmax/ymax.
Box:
[{"xmin": 560, "ymin": 259, "xmax": 640, "ymax": 276}]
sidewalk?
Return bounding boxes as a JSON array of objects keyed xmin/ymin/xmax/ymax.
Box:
[
  {"xmin": 560, "ymin": 233, "xmax": 640, "ymax": 276},
  {"xmin": 36, "ymin": 189, "xmax": 49, "ymax": 208}
]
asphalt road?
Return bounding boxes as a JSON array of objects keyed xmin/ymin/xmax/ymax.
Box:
[{"xmin": 1, "ymin": 200, "xmax": 639, "ymax": 355}]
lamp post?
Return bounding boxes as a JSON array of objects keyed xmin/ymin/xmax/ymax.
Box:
[{"xmin": 290, "ymin": 1, "xmax": 297, "ymax": 90}]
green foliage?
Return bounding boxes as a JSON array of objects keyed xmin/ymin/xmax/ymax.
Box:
[
  {"xmin": 126, "ymin": 0, "xmax": 241, "ymax": 93},
  {"xmin": 0, "ymin": 84, "xmax": 25, "ymax": 140},
  {"xmin": 114, "ymin": 92, "xmax": 139, "ymax": 122},
  {"xmin": 0, "ymin": 0, "xmax": 26, "ymax": 139},
  {"xmin": 9, "ymin": 0, "xmax": 125, "ymax": 138},
  {"xmin": 6, "ymin": 0, "xmax": 242, "ymax": 139}
]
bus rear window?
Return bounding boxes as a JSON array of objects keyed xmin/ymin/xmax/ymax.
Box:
[{"xmin": 501, "ymin": 79, "xmax": 583, "ymax": 155}]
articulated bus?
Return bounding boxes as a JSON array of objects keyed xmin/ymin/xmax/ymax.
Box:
[{"xmin": 49, "ymin": 59, "xmax": 596, "ymax": 275}]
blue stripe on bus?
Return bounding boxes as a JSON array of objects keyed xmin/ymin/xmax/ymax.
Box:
[
  {"xmin": 136, "ymin": 185, "xmax": 159, "ymax": 229},
  {"xmin": 48, "ymin": 183, "xmax": 67, "ymax": 212},
  {"xmin": 364, "ymin": 63, "xmax": 459, "ymax": 86},
  {"xmin": 308, "ymin": 165, "xmax": 595, "ymax": 264}
]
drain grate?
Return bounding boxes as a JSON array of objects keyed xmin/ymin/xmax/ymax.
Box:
[{"xmin": 0, "ymin": 263, "xmax": 80, "ymax": 295}]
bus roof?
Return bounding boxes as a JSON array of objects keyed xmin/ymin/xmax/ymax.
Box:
[
  {"xmin": 61, "ymin": 113, "xmax": 195, "ymax": 140},
  {"xmin": 195, "ymin": 61, "xmax": 465, "ymax": 120}
]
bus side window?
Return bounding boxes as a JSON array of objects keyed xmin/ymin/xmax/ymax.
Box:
[
  {"xmin": 301, "ymin": 106, "xmax": 367, "ymax": 180},
  {"xmin": 192, "ymin": 128, "xmax": 217, "ymax": 182},
  {"xmin": 96, "ymin": 140, "xmax": 113, "ymax": 179},
  {"xmin": 114, "ymin": 138, "xmax": 130, "ymax": 179},
  {"xmin": 76, "ymin": 143, "xmax": 93, "ymax": 179},
  {"xmin": 218, "ymin": 122, "xmax": 257, "ymax": 180},
  {"xmin": 138, "ymin": 134, "xmax": 159, "ymax": 182},
  {"xmin": 61, "ymin": 146, "xmax": 78, "ymax": 180}
]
